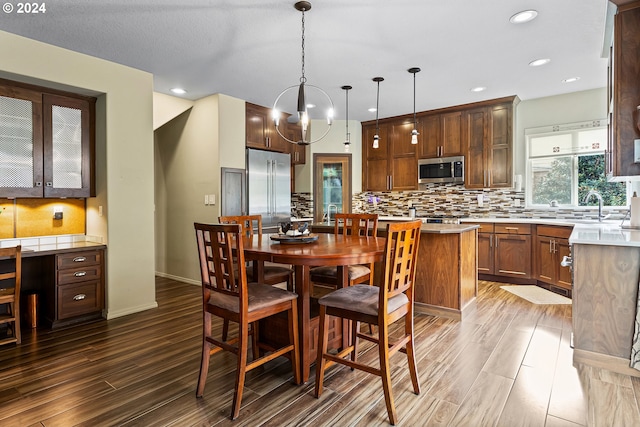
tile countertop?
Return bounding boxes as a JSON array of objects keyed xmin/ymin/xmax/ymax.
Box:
[
  {"xmin": 0, "ymin": 235, "xmax": 106, "ymax": 256},
  {"xmin": 569, "ymin": 223, "xmax": 640, "ymax": 247}
]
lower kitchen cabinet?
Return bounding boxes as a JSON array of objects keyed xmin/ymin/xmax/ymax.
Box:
[
  {"xmin": 494, "ymin": 224, "xmax": 532, "ymax": 279},
  {"xmin": 535, "ymin": 225, "xmax": 572, "ymax": 291},
  {"xmin": 476, "ymin": 223, "xmax": 495, "ymax": 274}
]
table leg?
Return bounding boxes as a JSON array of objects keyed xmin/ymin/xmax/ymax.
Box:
[{"xmin": 295, "ymin": 264, "xmax": 311, "ymax": 383}]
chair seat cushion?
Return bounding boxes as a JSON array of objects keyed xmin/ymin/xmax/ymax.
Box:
[
  {"xmin": 310, "ymin": 265, "xmax": 371, "ymax": 282},
  {"xmin": 318, "ymin": 284, "xmax": 409, "ymax": 316},
  {"xmin": 209, "ymin": 283, "xmax": 297, "ymax": 314}
]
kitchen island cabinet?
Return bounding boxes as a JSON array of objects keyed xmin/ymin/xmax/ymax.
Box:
[
  {"xmin": 312, "ymin": 221, "xmax": 479, "ymax": 320},
  {"xmin": 570, "ymin": 223, "xmax": 640, "ymax": 377}
]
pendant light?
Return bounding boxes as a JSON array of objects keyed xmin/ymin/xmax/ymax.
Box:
[
  {"xmin": 342, "ymin": 85, "xmax": 352, "ymax": 153},
  {"xmin": 372, "ymin": 77, "xmax": 384, "ymax": 149},
  {"xmin": 408, "ymin": 67, "xmax": 421, "ymax": 145},
  {"xmin": 272, "ymin": 1, "xmax": 334, "ymax": 146}
]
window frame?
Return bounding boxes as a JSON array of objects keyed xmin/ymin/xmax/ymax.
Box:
[{"xmin": 525, "ymin": 119, "xmax": 629, "ymax": 209}]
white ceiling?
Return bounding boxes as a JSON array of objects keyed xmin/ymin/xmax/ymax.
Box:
[{"xmin": 0, "ymin": 0, "xmax": 611, "ymax": 122}]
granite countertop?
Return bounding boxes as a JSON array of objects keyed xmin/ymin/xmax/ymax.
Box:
[
  {"xmin": 569, "ymin": 223, "xmax": 640, "ymax": 247},
  {"xmin": 461, "ymin": 217, "xmax": 625, "ymax": 226}
]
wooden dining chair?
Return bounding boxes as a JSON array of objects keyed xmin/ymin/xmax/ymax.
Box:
[
  {"xmin": 218, "ymin": 214, "xmax": 294, "ymax": 340},
  {"xmin": 194, "ymin": 223, "xmax": 301, "ymax": 420},
  {"xmin": 310, "ymin": 213, "xmax": 378, "ymax": 295},
  {"xmin": 314, "ymin": 220, "xmax": 422, "ymax": 425},
  {"xmin": 0, "ymin": 245, "xmax": 22, "ymax": 346}
]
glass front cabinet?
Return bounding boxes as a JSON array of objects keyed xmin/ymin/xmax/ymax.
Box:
[{"xmin": 0, "ymin": 80, "xmax": 95, "ymax": 198}]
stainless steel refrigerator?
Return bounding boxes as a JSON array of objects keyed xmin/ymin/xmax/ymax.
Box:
[{"xmin": 246, "ymin": 148, "xmax": 291, "ymax": 232}]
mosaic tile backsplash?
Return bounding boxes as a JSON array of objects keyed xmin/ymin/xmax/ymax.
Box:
[{"xmin": 292, "ymin": 183, "xmax": 628, "ymax": 221}]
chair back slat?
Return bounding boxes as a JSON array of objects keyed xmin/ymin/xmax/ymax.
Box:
[
  {"xmin": 0, "ymin": 245, "xmax": 21, "ymax": 292},
  {"xmin": 195, "ymin": 223, "xmax": 247, "ymax": 302},
  {"xmin": 380, "ymin": 220, "xmax": 421, "ymax": 302},
  {"xmin": 219, "ymin": 215, "xmax": 262, "ymax": 239},
  {"xmin": 334, "ymin": 213, "xmax": 378, "ymax": 238}
]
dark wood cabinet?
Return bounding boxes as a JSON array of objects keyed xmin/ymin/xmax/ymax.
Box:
[
  {"xmin": 52, "ymin": 249, "xmax": 104, "ymax": 327},
  {"xmin": 245, "ymin": 102, "xmax": 289, "ymax": 153},
  {"xmin": 419, "ymin": 111, "xmax": 463, "ymax": 158},
  {"xmin": 535, "ymin": 225, "xmax": 572, "ymax": 291},
  {"xmin": 362, "ymin": 121, "xmax": 417, "ymax": 191},
  {"xmin": 0, "ymin": 79, "xmax": 95, "ymax": 198},
  {"xmin": 464, "ymin": 98, "xmax": 515, "ymax": 189},
  {"xmin": 494, "ymin": 224, "xmax": 532, "ymax": 279},
  {"xmin": 607, "ymin": 2, "xmax": 640, "ymax": 178},
  {"xmin": 475, "ymin": 223, "xmax": 495, "ymax": 274}
]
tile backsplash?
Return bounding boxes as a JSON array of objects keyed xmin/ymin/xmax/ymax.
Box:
[{"xmin": 293, "ymin": 183, "xmax": 628, "ymax": 221}]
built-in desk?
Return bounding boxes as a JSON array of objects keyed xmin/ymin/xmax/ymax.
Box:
[{"xmin": 1, "ymin": 240, "xmax": 106, "ymax": 329}]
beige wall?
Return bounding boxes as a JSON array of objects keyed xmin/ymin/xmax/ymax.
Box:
[
  {"xmin": 295, "ymin": 119, "xmax": 363, "ymax": 194},
  {"xmin": 154, "ymin": 93, "xmax": 245, "ymax": 284},
  {"xmin": 0, "ymin": 30, "xmax": 157, "ymax": 318}
]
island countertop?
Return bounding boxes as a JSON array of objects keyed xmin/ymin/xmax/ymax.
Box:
[{"xmin": 569, "ymin": 223, "xmax": 640, "ymax": 247}]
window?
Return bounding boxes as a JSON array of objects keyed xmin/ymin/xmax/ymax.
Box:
[{"xmin": 527, "ymin": 120, "xmax": 628, "ymax": 208}]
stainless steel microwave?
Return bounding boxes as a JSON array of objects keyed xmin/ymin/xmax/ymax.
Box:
[{"xmin": 418, "ymin": 156, "xmax": 464, "ymax": 184}]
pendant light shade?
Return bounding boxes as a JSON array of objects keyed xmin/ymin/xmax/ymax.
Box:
[
  {"xmin": 272, "ymin": 1, "xmax": 334, "ymax": 146},
  {"xmin": 342, "ymin": 85, "xmax": 352, "ymax": 153},
  {"xmin": 372, "ymin": 77, "xmax": 384, "ymax": 149},
  {"xmin": 408, "ymin": 67, "xmax": 421, "ymax": 145}
]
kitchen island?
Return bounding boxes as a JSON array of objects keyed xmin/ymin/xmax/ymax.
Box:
[
  {"xmin": 312, "ymin": 220, "xmax": 479, "ymax": 320},
  {"xmin": 569, "ymin": 223, "xmax": 640, "ymax": 377}
]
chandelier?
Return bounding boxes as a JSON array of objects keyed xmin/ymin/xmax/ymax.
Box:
[{"xmin": 272, "ymin": 1, "xmax": 334, "ymax": 145}]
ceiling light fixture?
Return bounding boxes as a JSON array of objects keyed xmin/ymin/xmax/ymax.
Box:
[
  {"xmin": 342, "ymin": 85, "xmax": 352, "ymax": 153},
  {"xmin": 471, "ymin": 86, "xmax": 486, "ymax": 92},
  {"xmin": 529, "ymin": 58, "xmax": 551, "ymax": 67},
  {"xmin": 272, "ymin": 1, "xmax": 333, "ymax": 146},
  {"xmin": 408, "ymin": 67, "xmax": 421, "ymax": 145},
  {"xmin": 170, "ymin": 88, "xmax": 187, "ymax": 95},
  {"xmin": 372, "ymin": 77, "xmax": 384, "ymax": 149},
  {"xmin": 510, "ymin": 10, "xmax": 538, "ymax": 24},
  {"xmin": 562, "ymin": 77, "xmax": 581, "ymax": 83}
]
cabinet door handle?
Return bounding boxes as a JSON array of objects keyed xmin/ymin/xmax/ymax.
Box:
[
  {"xmin": 74, "ymin": 271, "xmax": 87, "ymax": 277},
  {"xmin": 549, "ymin": 240, "xmax": 553, "ymax": 253},
  {"xmin": 73, "ymin": 256, "xmax": 87, "ymax": 262},
  {"xmin": 504, "ymin": 227, "xmax": 519, "ymax": 231},
  {"xmin": 73, "ymin": 294, "xmax": 86, "ymax": 301},
  {"xmin": 489, "ymin": 235, "xmax": 493, "ymax": 247},
  {"xmin": 389, "ymin": 176, "xmax": 393, "ymax": 190}
]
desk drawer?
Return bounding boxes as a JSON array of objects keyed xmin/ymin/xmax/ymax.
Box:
[
  {"xmin": 57, "ymin": 251, "xmax": 101, "ymax": 269},
  {"xmin": 57, "ymin": 281, "xmax": 101, "ymax": 319},
  {"xmin": 57, "ymin": 265, "xmax": 101, "ymax": 285}
]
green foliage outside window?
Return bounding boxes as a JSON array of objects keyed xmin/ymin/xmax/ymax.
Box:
[{"xmin": 578, "ymin": 155, "xmax": 626, "ymax": 206}]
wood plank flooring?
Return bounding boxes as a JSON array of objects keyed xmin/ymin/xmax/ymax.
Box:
[{"xmin": 1, "ymin": 277, "xmax": 640, "ymax": 426}]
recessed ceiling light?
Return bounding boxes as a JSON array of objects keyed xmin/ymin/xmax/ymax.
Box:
[
  {"xmin": 510, "ymin": 10, "xmax": 538, "ymax": 24},
  {"xmin": 529, "ymin": 58, "xmax": 551, "ymax": 67},
  {"xmin": 306, "ymin": 103, "xmax": 316, "ymax": 109},
  {"xmin": 471, "ymin": 86, "xmax": 486, "ymax": 92},
  {"xmin": 170, "ymin": 88, "xmax": 187, "ymax": 95},
  {"xmin": 368, "ymin": 108, "xmax": 377, "ymax": 113},
  {"xmin": 562, "ymin": 77, "xmax": 581, "ymax": 83}
]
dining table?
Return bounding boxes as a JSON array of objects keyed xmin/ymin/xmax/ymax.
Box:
[{"xmin": 243, "ymin": 232, "xmax": 386, "ymax": 382}]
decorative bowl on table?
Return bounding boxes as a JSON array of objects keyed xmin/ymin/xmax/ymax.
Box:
[{"xmin": 271, "ymin": 222, "xmax": 318, "ymax": 243}]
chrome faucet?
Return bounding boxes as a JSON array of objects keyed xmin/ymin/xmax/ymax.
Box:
[
  {"xmin": 584, "ymin": 190, "xmax": 605, "ymax": 221},
  {"xmin": 327, "ymin": 204, "xmax": 338, "ymax": 225}
]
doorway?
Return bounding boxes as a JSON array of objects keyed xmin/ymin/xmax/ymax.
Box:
[{"xmin": 313, "ymin": 154, "xmax": 352, "ymax": 223}]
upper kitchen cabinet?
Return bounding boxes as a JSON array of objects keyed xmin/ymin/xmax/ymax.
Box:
[
  {"xmin": 419, "ymin": 111, "xmax": 463, "ymax": 159},
  {"xmin": 463, "ymin": 97, "xmax": 517, "ymax": 189},
  {"xmin": 0, "ymin": 80, "xmax": 95, "ymax": 198},
  {"xmin": 362, "ymin": 120, "xmax": 417, "ymax": 191},
  {"xmin": 245, "ymin": 102, "xmax": 289, "ymax": 153},
  {"xmin": 606, "ymin": 2, "xmax": 640, "ymax": 179}
]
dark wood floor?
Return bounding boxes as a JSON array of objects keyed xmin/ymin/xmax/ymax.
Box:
[{"xmin": 1, "ymin": 277, "xmax": 640, "ymax": 426}]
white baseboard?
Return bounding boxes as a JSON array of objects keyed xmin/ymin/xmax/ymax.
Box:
[
  {"xmin": 106, "ymin": 301, "xmax": 159, "ymax": 320},
  {"xmin": 155, "ymin": 271, "xmax": 200, "ymax": 286}
]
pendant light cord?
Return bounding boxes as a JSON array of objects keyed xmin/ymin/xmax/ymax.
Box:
[
  {"xmin": 300, "ymin": 8, "xmax": 306, "ymax": 84},
  {"xmin": 375, "ymin": 79, "xmax": 380, "ymax": 134},
  {"xmin": 413, "ymin": 71, "xmax": 417, "ymax": 127}
]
